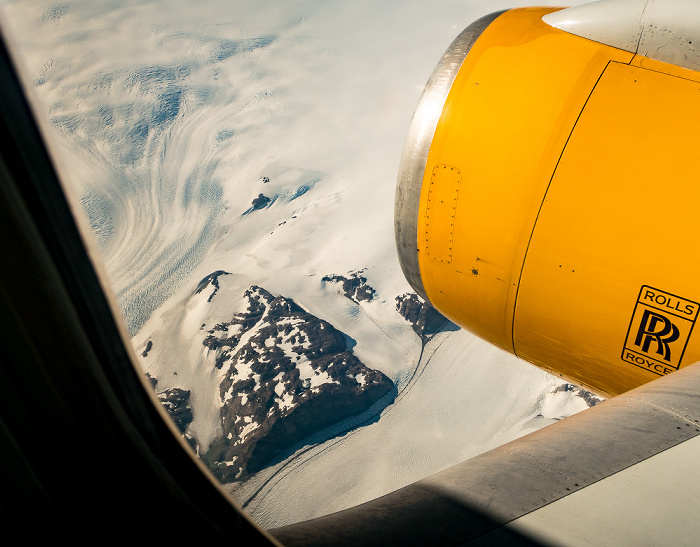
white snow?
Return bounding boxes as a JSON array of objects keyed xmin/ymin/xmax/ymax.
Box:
[
  {"xmin": 294, "ymin": 358, "xmax": 335, "ymax": 389},
  {"xmin": 540, "ymin": 390, "xmax": 591, "ymax": 421},
  {"xmin": 276, "ymin": 392, "xmax": 295, "ymax": 412},
  {"xmin": 237, "ymin": 419, "xmax": 260, "ymax": 444},
  {"xmin": 273, "ymin": 374, "xmax": 285, "ymax": 397}
]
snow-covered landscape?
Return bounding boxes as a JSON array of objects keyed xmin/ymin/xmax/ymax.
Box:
[{"xmin": 2, "ymin": 0, "xmax": 595, "ymax": 529}]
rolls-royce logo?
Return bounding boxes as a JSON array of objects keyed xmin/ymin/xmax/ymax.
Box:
[
  {"xmin": 634, "ymin": 309, "xmax": 679, "ymax": 362},
  {"xmin": 622, "ymin": 286, "xmax": 699, "ymax": 376}
]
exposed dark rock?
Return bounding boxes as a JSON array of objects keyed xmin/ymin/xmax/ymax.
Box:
[
  {"xmin": 141, "ymin": 340, "xmax": 153, "ymax": 358},
  {"xmin": 144, "ymin": 372, "xmax": 157, "ymax": 390},
  {"xmin": 202, "ymin": 285, "xmax": 270, "ymax": 364},
  {"xmin": 395, "ymin": 292, "xmax": 451, "ymax": 340},
  {"xmin": 578, "ymin": 390, "xmax": 604, "ymax": 407},
  {"xmin": 552, "ymin": 383, "xmax": 604, "ymax": 407},
  {"xmin": 194, "ymin": 270, "xmax": 230, "ymax": 302},
  {"xmin": 251, "ymin": 193, "xmax": 271, "ymax": 210},
  {"xmin": 243, "ymin": 194, "xmax": 277, "ymax": 216},
  {"xmin": 322, "ymin": 270, "xmax": 376, "ymax": 303},
  {"xmin": 157, "ymin": 387, "xmax": 194, "ymax": 434},
  {"xmin": 201, "ymin": 285, "xmax": 393, "ymax": 482}
]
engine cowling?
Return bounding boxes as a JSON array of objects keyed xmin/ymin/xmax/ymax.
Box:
[{"xmin": 395, "ymin": 5, "xmax": 700, "ymax": 397}]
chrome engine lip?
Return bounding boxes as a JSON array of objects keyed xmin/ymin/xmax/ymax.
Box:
[{"xmin": 394, "ymin": 10, "xmax": 506, "ymax": 303}]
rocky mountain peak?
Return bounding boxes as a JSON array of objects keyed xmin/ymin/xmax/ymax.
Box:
[
  {"xmin": 395, "ymin": 292, "xmax": 451, "ymax": 341},
  {"xmin": 196, "ymin": 282, "xmax": 393, "ymax": 481}
]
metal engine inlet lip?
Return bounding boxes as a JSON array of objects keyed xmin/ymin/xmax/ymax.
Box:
[{"xmin": 394, "ymin": 10, "xmax": 505, "ymax": 304}]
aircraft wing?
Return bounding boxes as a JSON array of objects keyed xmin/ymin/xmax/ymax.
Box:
[{"xmin": 272, "ymin": 360, "xmax": 700, "ymax": 544}]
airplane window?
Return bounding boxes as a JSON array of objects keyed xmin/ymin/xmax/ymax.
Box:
[{"xmin": 1, "ymin": 0, "xmax": 597, "ymax": 530}]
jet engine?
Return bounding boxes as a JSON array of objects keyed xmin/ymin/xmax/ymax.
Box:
[{"xmin": 395, "ymin": 1, "xmax": 700, "ymax": 397}]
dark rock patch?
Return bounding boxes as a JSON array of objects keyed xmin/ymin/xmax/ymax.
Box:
[
  {"xmin": 144, "ymin": 372, "xmax": 158, "ymax": 390},
  {"xmin": 395, "ymin": 292, "xmax": 452, "ymax": 341},
  {"xmin": 251, "ymin": 193, "xmax": 271, "ymax": 210},
  {"xmin": 201, "ymin": 285, "xmax": 393, "ymax": 482},
  {"xmin": 141, "ymin": 340, "xmax": 153, "ymax": 358},
  {"xmin": 194, "ymin": 270, "xmax": 230, "ymax": 302},
  {"xmin": 157, "ymin": 387, "xmax": 194, "ymax": 434},
  {"xmin": 552, "ymin": 383, "xmax": 604, "ymax": 407},
  {"xmin": 322, "ymin": 270, "xmax": 376, "ymax": 303}
]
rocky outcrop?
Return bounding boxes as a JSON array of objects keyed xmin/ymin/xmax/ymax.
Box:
[
  {"xmin": 145, "ymin": 373, "xmax": 194, "ymax": 435},
  {"xmin": 322, "ymin": 270, "xmax": 376, "ymax": 303},
  {"xmin": 194, "ymin": 270, "xmax": 230, "ymax": 302},
  {"xmin": 241, "ymin": 193, "xmax": 275, "ymax": 215},
  {"xmin": 201, "ymin": 285, "xmax": 393, "ymax": 482},
  {"xmin": 251, "ymin": 193, "xmax": 271, "ymax": 210},
  {"xmin": 552, "ymin": 383, "xmax": 603, "ymax": 407},
  {"xmin": 141, "ymin": 340, "xmax": 153, "ymax": 357},
  {"xmin": 145, "ymin": 372, "xmax": 157, "ymax": 390},
  {"xmin": 158, "ymin": 387, "xmax": 195, "ymax": 433},
  {"xmin": 395, "ymin": 292, "xmax": 451, "ymax": 341}
]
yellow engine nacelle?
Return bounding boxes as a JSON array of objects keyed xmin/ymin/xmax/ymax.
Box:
[{"xmin": 395, "ymin": 6, "xmax": 700, "ymax": 397}]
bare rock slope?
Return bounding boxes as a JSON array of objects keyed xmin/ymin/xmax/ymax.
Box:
[{"xmin": 165, "ymin": 277, "xmax": 394, "ymax": 482}]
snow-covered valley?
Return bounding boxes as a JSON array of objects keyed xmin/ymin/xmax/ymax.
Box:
[{"xmin": 134, "ymin": 264, "xmax": 598, "ymax": 527}]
